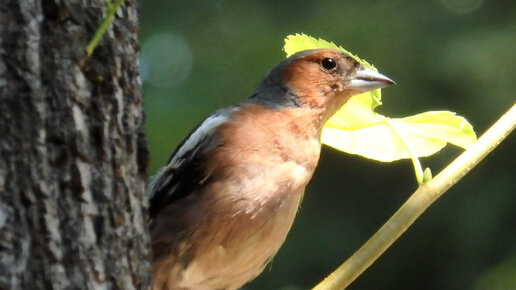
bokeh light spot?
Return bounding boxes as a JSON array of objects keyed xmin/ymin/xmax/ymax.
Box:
[{"xmin": 140, "ymin": 32, "xmax": 193, "ymax": 88}]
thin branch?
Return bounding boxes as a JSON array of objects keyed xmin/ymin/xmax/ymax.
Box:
[
  {"xmin": 85, "ymin": 0, "xmax": 125, "ymax": 57},
  {"xmin": 385, "ymin": 119, "xmax": 424, "ymax": 183},
  {"xmin": 312, "ymin": 101, "xmax": 516, "ymax": 290}
]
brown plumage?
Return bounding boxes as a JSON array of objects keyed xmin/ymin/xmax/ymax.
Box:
[{"xmin": 149, "ymin": 49, "xmax": 394, "ymax": 289}]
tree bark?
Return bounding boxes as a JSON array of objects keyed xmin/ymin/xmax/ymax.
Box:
[{"xmin": 0, "ymin": 1, "xmax": 151, "ymax": 289}]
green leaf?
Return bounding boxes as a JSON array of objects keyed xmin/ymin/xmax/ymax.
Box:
[
  {"xmin": 283, "ymin": 33, "xmax": 477, "ymax": 180},
  {"xmin": 321, "ymin": 111, "xmax": 476, "ymax": 162}
]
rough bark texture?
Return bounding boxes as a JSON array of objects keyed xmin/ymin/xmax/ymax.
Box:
[{"xmin": 0, "ymin": 0, "xmax": 151, "ymax": 289}]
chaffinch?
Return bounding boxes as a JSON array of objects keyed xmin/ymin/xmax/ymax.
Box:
[{"xmin": 149, "ymin": 48, "xmax": 394, "ymax": 290}]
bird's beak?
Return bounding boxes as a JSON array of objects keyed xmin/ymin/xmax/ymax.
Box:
[{"xmin": 348, "ymin": 66, "xmax": 395, "ymax": 93}]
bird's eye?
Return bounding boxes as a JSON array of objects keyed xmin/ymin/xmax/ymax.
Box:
[{"xmin": 320, "ymin": 58, "xmax": 337, "ymax": 71}]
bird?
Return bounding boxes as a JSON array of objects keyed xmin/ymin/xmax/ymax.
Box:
[{"xmin": 148, "ymin": 48, "xmax": 394, "ymax": 290}]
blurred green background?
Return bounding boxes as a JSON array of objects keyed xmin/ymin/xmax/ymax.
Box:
[{"xmin": 140, "ymin": 0, "xmax": 516, "ymax": 289}]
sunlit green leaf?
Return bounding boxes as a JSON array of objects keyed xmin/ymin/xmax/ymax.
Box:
[{"xmin": 321, "ymin": 111, "xmax": 476, "ymax": 162}]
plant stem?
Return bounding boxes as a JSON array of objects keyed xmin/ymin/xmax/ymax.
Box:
[
  {"xmin": 312, "ymin": 101, "xmax": 516, "ymax": 290},
  {"xmin": 385, "ymin": 119, "xmax": 424, "ymax": 183},
  {"xmin": 85, "ymin": 0, "xmax": 125, "ymax": 57}
]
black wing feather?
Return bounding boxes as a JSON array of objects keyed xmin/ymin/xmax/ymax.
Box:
[
  {"xmin": 148, "ymin": 141, "xmax": 211, "ymax": 218},
  {"xmin": 148, "ymin": 107, "xmax": 237, "ymax": 218}
]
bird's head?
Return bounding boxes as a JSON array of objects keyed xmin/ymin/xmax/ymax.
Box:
[{"xmin": 251, "ymin": 49, "xmax": 394, "ymax": 123}]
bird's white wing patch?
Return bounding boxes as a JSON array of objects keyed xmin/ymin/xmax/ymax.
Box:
[
  {"xmin": 167, "ymin": 109, "xmax": 236, "ymax": 169},
  {"xmin": 148, "ymin": 106, "xmax": 239, "ymax": 203}
]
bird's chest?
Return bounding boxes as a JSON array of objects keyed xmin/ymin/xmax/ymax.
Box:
[
  {"xmin": 218, "ymin": 106, "xmax": 323, "ymax": 192},
  {"xmin": 218, "ymin": 124, "xmax": 321, "ymax": 213}
]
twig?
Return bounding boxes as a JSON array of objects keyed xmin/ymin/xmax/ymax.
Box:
[
  {"xmin": 312, "ymin": 101, "xmax": 516, "ymax": 290},
  {"xmin": 85, "ymin": 0, "xmax": 125, "ymax": 57}
]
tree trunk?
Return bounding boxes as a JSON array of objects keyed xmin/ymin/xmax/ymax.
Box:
[{"xmin": 0, "ymin": 1, "xmax": 151, "ymax": 289}]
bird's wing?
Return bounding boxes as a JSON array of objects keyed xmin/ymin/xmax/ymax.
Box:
[{"xmin": 148, "ymin": 106, "xmax": 239, "ymax": 218}]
